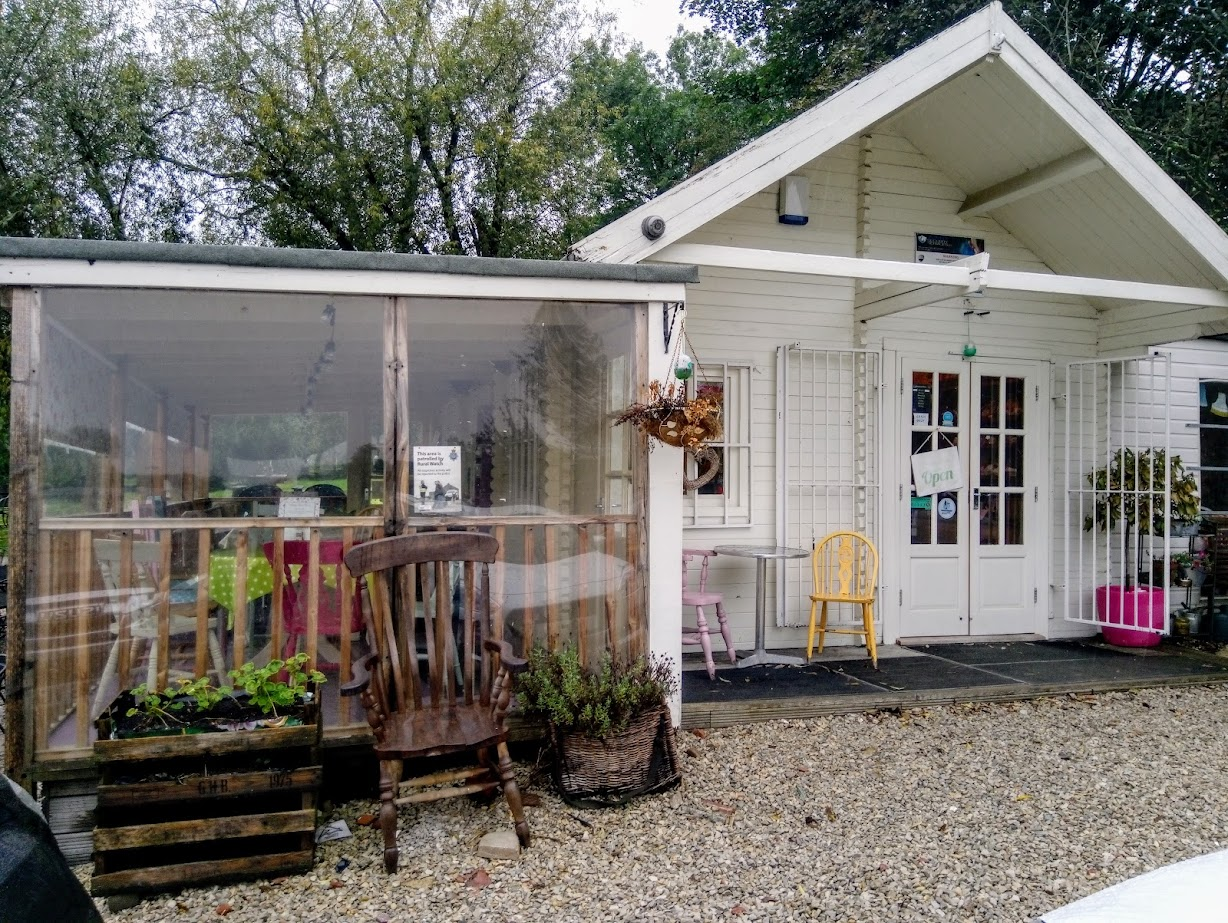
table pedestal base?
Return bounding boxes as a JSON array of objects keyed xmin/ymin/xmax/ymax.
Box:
[{"xmin": 737, "ymin": 649, "xmax": 805, "ymax": 668}]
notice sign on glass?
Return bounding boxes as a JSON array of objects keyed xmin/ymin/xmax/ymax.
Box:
[
  {"xmin": 911, "ymin": 446, "xmax": 964, "ymax": 497},
  {"xmin": 915, "ymin": 233, "xmax": 985, "ymax": 264},
  {"xmin": 413, "ymin": 445, "xmax": 463, "ymax": 513}
]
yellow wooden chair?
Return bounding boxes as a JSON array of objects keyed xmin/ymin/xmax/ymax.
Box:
[{"xmin": 807, "ymin": 531, "xmax": 879, "ymax": 668}]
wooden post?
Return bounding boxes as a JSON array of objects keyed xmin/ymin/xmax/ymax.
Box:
[
  {"xmin": 523, "ymin": 526, "xmax": 535, "ymax": 652},
  {"xmin": 345, "ymin": 411, "xmax": 370, "ymax": 513},
  {"xmin": 107, "ymin": 360, "xmax": 127, "ymax": 513},
  {"xmin": 306, "ymin": 531, "xmax": 320, "ymax": 670},
  {"xmin": 194, "ymin": 528, "xmax": 211, "ymax": 680},
  {"xmin": 577, "ymin": 525, "xmax": 590, "ymax": 665},
  {"xmin": 5, "ymin": 287, "xmax": 42, "ymax": 787},
  {"xmin": 233, "ymin": 531, "xmax": 249, "ymax": 669},
  {"xmin": 545, "ymin": 525, "xmax": 560, "ymax": 651},
  {"xmin": 182, "ymin": 404, "xmax": 196, "ymax": 500},
  {"xmin": 604, "ymin": 522, "xmax": 618, "ymax": 660},
  {"xmin": 75, "ymin": 532, "xmax": 93, "ymax": 745},
  {"xmin": 384, "ymin": 296, "xmax": 409, "ymax": 535},
  {"xmin": 270, "ymin": 530, "xmax": 285, "ymax": 665},
  {"xmin": 156, "ymin": 530, "xmax": 173, "ymax": 689},
  {"xmin": 153, "ymin": 393, "xmax": 168, "ymax": 501},
  {"xmin": 631, "ymin": 303, "xmax": 650, "ymax": 660},
  {"xmin": 200, "ymin": 415, "xmax": 211, "ymax": 501}
]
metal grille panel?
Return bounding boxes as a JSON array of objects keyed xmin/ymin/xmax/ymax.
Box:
[
  {"xmin": 776, "ymin": 346, "xmax": 882, "ymax": 627},
  {"xmin": 1064, "ymin": 354, "xmax": 1171, "ymax": 633}
]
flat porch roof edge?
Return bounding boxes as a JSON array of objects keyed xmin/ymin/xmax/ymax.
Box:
[
  {"xmin": 0, "ymin": 236, "xmax": 699, "ymax": 284},
  {"xmin": 679, "ymin": 672, "xmax": 1228, "ymax": 730}
]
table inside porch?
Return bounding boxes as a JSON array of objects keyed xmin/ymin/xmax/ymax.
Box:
[{"xmin": 713, "ymin": 544, "xmax": 810, "ymax": 668}]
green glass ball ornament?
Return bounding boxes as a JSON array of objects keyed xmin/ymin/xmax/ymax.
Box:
[
  {"xmin": 674, "ymin": 353, "xmax": 694, "ymax": 380},
  {"xmin": 962, "ymin": 343, "xmax": 977, "ymax": 358}
]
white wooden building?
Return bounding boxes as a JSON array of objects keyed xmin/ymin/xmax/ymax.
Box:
[{"xmin": 573, "ymin": 2, "xmax": 1228, "ymax": 651}]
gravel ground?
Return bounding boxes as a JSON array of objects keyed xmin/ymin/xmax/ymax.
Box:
[{"xmin": 87, "ymin": 684, "xmax": 1228, "ymax": 923}]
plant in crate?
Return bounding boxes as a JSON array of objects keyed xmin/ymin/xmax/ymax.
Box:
[
  {"xmin": 1083, "ymin": 448, "xmax": 1199, "ymax": 644},
  {"xmin": 98, "ymin": 653, "xmax": 325, "ymax": 739},
  {"xmin": 515, "ymin": 647, "xmax": 681, "ymax": 806}
]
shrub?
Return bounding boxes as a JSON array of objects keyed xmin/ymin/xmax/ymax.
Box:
[{"xmin": 516, "ymin": 647, "xmax": 677, "ymax": 739}]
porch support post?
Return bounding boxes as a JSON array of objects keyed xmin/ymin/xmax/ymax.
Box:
[
  {"xmin": 153, "ymin": 393, "xmax": 168, "ymax": 500},
  {"xmin": 384, "ymin": 296, "xmax": 410, "ymax": 534},
  {"xmin": 199, "ymin": 415, "xmax": 211, "ymax": 500},
  {"xmin": 4, "ymin": 287, "xmax": 42, "ymax": 789},
  {"xmin": 182, "ymin": 403, "xmax": 196, "ymax": 500},
  {"xmin": 646, "ymin": 301, "xmax": 683, "ymax": 725},
  {"xmin": 106, "ymin": 359, "xmax": 126, "ymax": 512},
  {"xmin": 345, "ymin": 409, "xmax": 370, "ymax": 513}
]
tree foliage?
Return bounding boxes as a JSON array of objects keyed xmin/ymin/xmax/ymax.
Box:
[
  {"xmin": 0, "ymin": 0, "xmax": 190, "ymax": 240},
  {"xmin": 160, "ymin": 0, "xmax": 606, "ymax": 257},
  {"xmin": 560, "ymin": 31, "xmax": 780, "ymax": 238},
  {"xmin": 684, "ymin": 0, "xmax": 1228, "ymax": 226}
]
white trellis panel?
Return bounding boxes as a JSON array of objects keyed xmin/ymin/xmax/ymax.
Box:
[
  {"xmin": 1064, "ymin": 354, "xmax": 1171, "ymax": 632},
  {"xmin": 776, "ymin": 345, "xmax": 882, "ymax": 627}
]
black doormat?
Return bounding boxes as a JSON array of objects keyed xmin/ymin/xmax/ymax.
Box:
[
  {"xmin": 682, "ymin": 663, "xmax": 879, "ymax": 704},
  {"xmin": 826, "ymin": 656, "xmax": 1025, "ymax": 691},
  {"xmin": 908, "ymin": 641, "xmax": 1116, "ymax": 666},
  {"xmin": 987, "ymin": 654, "xmax": 1228, "ymax": 685}
]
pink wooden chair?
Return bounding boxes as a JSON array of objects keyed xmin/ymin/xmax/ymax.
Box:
[
  {"xmin": 263, "ymin": 540, "xmax": 362, "ymax": 668},
  {"xmin": 682, "ymin": 549, "xmax": 736, "ymax": 679}
]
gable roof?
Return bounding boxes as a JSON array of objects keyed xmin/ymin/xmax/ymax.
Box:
[{"xmin": 570, "ymin": 2, "xmax": 1228, "ymax": 292}]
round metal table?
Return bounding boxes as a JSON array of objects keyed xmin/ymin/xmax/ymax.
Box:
[{"xmin": 713, "ymin": 544, "xmax": 810, "ymax": 667}]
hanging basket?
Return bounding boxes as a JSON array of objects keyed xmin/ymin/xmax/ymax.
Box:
[{"xmin": 550, "ymin": 704, "xmax": 681, "ymax": 807}]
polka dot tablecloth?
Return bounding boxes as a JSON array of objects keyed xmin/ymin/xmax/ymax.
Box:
[{"xmin": 208, "ymin": 550, "xmax": 276, "ymax": 617}]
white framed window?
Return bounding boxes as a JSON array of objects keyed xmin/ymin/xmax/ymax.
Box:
[{"xmin": 683, "ymin": 361, "xmax": 753, "ymax": 527}]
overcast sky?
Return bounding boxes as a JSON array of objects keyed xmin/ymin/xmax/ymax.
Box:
[{"xmin": 599, "ymin": 0, "xmax": 711, "ymax": 55}]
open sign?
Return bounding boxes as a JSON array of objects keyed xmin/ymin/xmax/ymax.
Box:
[{"xmin": 911, "ymin": 446, "xmax": 964, "ymax": 497}]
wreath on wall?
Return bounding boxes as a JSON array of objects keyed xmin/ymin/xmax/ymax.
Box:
[{"xmin": 615, "ymin": 322, "xmax": 723, "ymax": 491}]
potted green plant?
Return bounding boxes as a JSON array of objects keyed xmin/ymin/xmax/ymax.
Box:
[
  {"xmin": 1083, "ymin": 448, "xmax": 1199, "ymax": 645},
  {"xmin": 515, "ymin": 647, "xmax": 681, "ymax": 807},
  {"xmin": 96, "ymin": 654, "xmax": 325, "ymax": 739}
]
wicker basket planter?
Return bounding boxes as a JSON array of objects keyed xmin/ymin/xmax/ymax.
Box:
[{"xmin": 551, "ymin": 704, "xmax": 680, "ymax": 808}]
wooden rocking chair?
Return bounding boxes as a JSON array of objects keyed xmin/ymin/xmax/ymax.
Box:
[{"xmin": 341, "ymin": 532, "xmax": 530, "ymax": 873}]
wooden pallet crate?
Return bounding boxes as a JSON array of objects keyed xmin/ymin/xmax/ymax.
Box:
[{"xmin": 91, "ymin": 714, "xmax": 321, "ymax": 898}]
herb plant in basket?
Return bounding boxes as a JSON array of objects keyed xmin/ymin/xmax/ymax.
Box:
[{"xmin": 516, "ymin": 647, "xmax": 681, "ymax": 806}]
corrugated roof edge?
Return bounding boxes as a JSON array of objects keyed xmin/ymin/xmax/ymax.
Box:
[{"xmin": 0, "ymin": 236, "xmax": 698, "ymax": 284}]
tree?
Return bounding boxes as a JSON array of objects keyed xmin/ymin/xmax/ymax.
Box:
[
  {"xmin": 684, "ymin": 0, "xmax": 1228, "ymax": 228},
  {"xmin": 559, "ymin": 31, "xmax": 781, "ymax": 238},
  {"xmin": 0, "ymin": 0, "xmax": 190, "ymax": 240},
  {"xmin": 160, "ymin": 0, "xmax": 608, "ymax": 258}
]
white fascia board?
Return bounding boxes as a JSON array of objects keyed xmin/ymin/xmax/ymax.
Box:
[
  {"xmin": 987, "ymin": 268, "xmax": 1228, "ymax": 308},
  {"xmin": 993, "ymin": 29, "xmax": 1228, "ymax": 279},
  {"xmin": 571, "ymin": 6, "xmax": 1001, "ymax": 266},
  {"xmin": 0, "ymin": 258, "xmax": 690, "ymax": 304},
  {"xmin": 957, "ymin": 148, "xmax": 1104, "ymax": 216},
  {"xmin": 653, "ymin": 243, "xmax": 977, "ymax": 285},
  {"xmin": 653, "ymin": 242, "xmax": 1228, "ymax": 309}
]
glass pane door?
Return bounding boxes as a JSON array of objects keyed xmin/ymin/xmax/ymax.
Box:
[{"xmin": 976, "ymin": 374, "xmax": 1025, "ymax": 546}]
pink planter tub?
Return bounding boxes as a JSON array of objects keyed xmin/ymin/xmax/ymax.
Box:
[{"xmin": 1094, "ymin": 585, "xmax": 1166, "ymax": 647}]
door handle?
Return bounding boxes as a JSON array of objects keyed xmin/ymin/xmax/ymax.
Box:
[{"xmin": 972, "ymin": 487, "xmax": 980, "ymax": 510}]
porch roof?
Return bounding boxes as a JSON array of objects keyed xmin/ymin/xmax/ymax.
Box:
[
  {"xmin": 0, "ymin": 236, "xmax": 698, "ymax": 286},
  {"xmin": 570, "ymin": 3, "xmax": 1228, "ymax": 347},
  {"xmin": 2, "ymin": 237, "xmax": 695, "ymax": 418}
]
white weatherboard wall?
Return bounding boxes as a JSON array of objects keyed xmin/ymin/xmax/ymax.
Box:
[
  {"xmin": 667, "ymin": 141, "xmax": 859, "ymax": 654},
  {"xmin": 663, "ymin": 129, "xmax": 1106, "ymax": 649}
]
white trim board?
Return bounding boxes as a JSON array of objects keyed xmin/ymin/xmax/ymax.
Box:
[
  {"xmin": 0, "ymin": 258, "xmax": 689, "ymax": 304},
  {"xmin": 651, "ymin": 243, "xmax": 1228, "ymax": 315}
]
